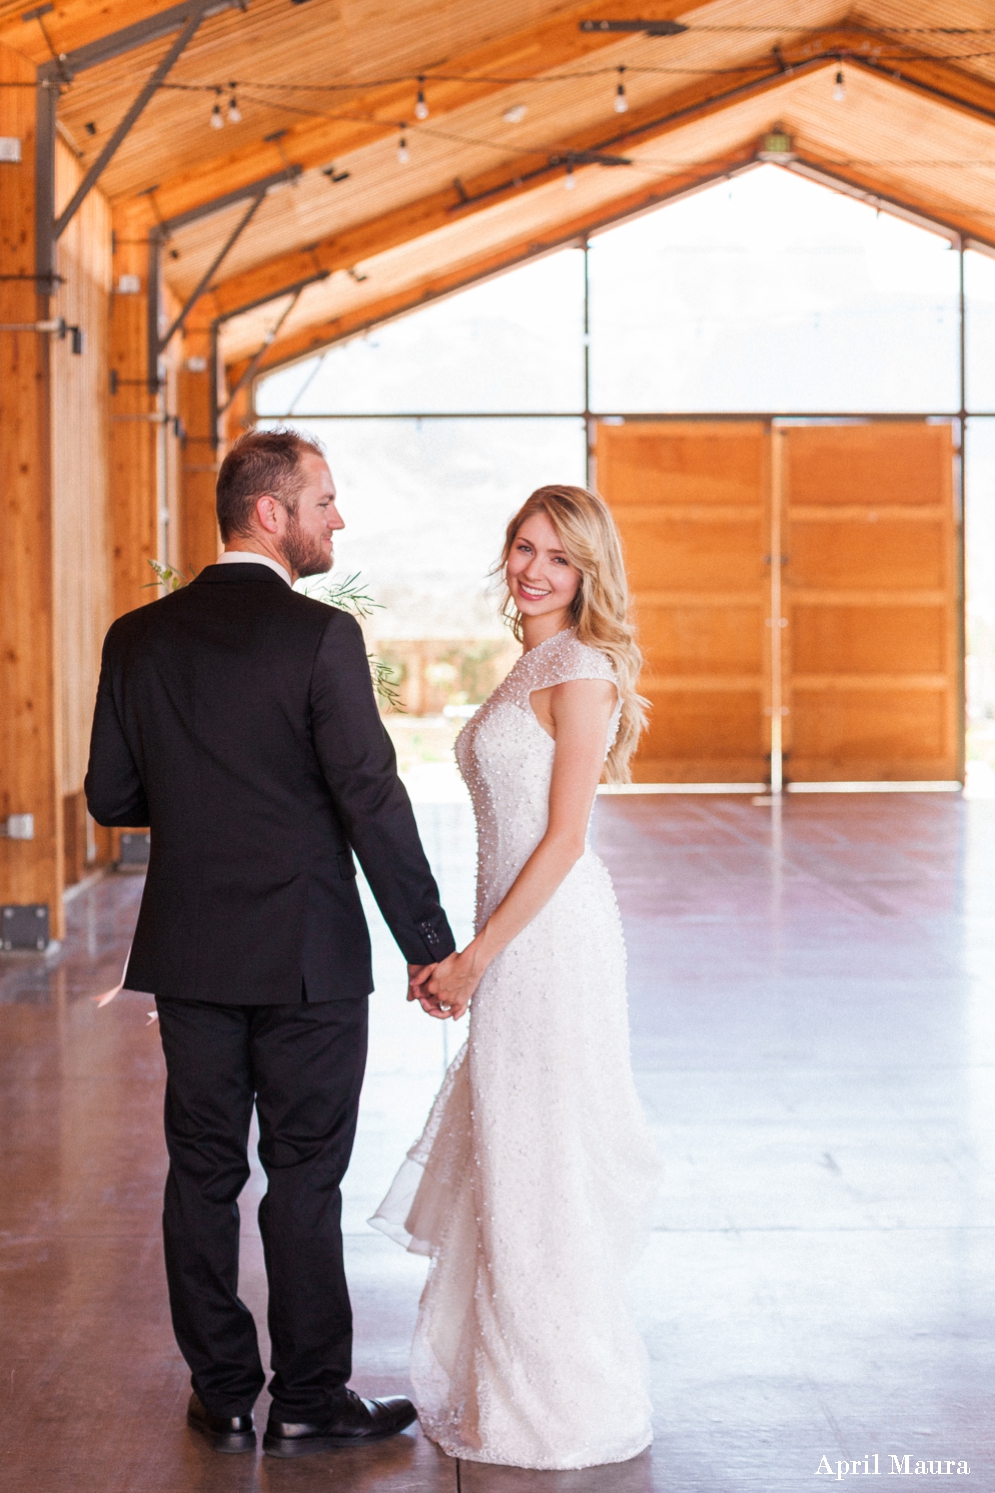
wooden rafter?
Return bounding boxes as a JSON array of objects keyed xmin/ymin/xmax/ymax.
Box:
[
  {"xmin": 42, "ymin": 9, "xmax": 995, "ymax": 230},
  {"xmin": 27, "ymin": 0, "xmax": 704, "ymax": 226},
  {"xmin": 224, "ymin": 144, "xmax": 762, "ymax": 390},
  {"xmin": 199, "ymin": 48, "xmax": 835, "ymax": 325},
  {"xmin": 227, "ymin": 133, "xmax": 995, "ymax": 391},
  {"xmin": 201, "ymin": 18, "xmax": 995, "ymax": 348}
]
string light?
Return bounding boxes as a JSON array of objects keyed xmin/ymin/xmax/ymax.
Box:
[
  {"xmin": 503, "ymin": 103, "xmax": 527, "ymax": 124},
  {"xmin": 564, "ymin": 163, "xmax": 576, "ymax": 189},
  {"xmin": 614, "ymin": 66, "xmax": 628, "ymax": 114},
  {"xmin": 397, "ymin": 127, "xmax": 410, "ymax": 163},
  {"xmin": 415, "ymin": 77, "xmax": 429, "ymax": 119},
  {"xmin": 210, "ymin": 92, "xmax": 224, "ymax": 129},
  {"xmin": 227, "ymin": 89, "xmax": 242, "ymax": 123},
  {"xmin": 833, "ymin": 66, "xmax": 846, "ymax": 101}
]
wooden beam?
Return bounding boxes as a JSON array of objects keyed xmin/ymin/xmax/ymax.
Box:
[
  {"xmin": 76, "ymin": 0, "xmax": 704, "ymax": 225},
  {"xmin": 232, "ymin": 126, "xmax": 995, "ymax": 387},
  {"xmin": 226, "ymin": 145, "xmax": 761, "ymax": 387},
  {"xmin": 176, "ymin": 326, "xmax": 221, "ymax": 574},
  {"xmin": 201, "ymin": 53, "xmax": 828, "ymax": 326},
  {"xmin": 0, "ymin": 40, "xmax": 63, "ymax": 937},
  {"xmin": 208, "ymin": 19, "xmax": 995, "ymax": 339},
  {"xmin": 108, "ymin": 203, "xmax": 159, "ymax": 618},
  {"xmin": 112, "ymin": 14, "xmax": 995, "ymax": 236},
  {"xmin": 1, "ymin": 0, "xmax": 235, "ymax": 62},
  {"xmin": 787, "ymin": 151, "xmax": 995, "ymax": 251},
  {"xmin": 811, "ymin": 32, "xmax": 995, "ymax": 130}
]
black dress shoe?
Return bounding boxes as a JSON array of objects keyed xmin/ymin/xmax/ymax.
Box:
[
  {"xmin": 187, "ymin": 1392, "xmax": 257, "ymax": 1454},
  {"xmin": 263, "ymin": 1389, "xmax": 417, "ymax": 1458}
]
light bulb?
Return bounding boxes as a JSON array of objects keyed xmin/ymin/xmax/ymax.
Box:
[
  {"xmin": 415, "ymin": 83, "xmax": 429, "ymax": 120},
  {"xmin": 398, "ymin": 134, "xmax": 410, "ymax": 164},
  {"xmin": 565, "ymin": 165, "xmax": 576, "ymax": 190},
  {"xmin": 833, "ymin": 68, "xmax": 846, "ymax": 101},
  {"xmin": 503, "ymin": 103, "xmax": 527, "ymax": 124},
  {"xmin": 227, "ymin": 96, "xmax": 241, "ymax": 123},
  {"xmin": 210, "ymin": 102, "xmax": 224, "ymax": 129},
  {"xmin": 614, "ymin": 68, "xmax": 628, "ymax": 114}
]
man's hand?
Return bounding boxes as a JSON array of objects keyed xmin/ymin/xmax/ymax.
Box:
[{"xmin": 407, "ymin": 963, "xmax": 435, "ymax": 1002}]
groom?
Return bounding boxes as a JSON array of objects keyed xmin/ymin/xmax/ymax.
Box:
[{"xmin": 85, "ymin": 428, "xmax": 454, "ymax": 1458}]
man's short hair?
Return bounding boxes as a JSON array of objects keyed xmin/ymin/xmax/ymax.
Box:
[{"xmin": 216, "ymin": 427, "xmax": 326, "ymax": 542}]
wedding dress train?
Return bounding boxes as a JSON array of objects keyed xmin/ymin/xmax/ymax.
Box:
[{"xmin": 372, "ymin": 629, "xmax": 659, "ymax": 1470}]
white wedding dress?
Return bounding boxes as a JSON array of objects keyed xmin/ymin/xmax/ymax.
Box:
[{"xmin": 371, "ymin": 629, "xmax": 659, "ymax": 1470}]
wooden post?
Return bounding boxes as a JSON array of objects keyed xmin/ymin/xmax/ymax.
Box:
[
  {"xmin": 0, "ymin": 43, "xmax": 64, "ymax": 937},
  {"xmin": 177, "ymin": 327, "xmax": 221, "ymax": 574},
  {"xmin": 223, "ymin": 377, "xmax": 254, "ymax": 447},
  {"xmin": 109, "ymin": 203, "xmax": 158, "ymax": 620}
]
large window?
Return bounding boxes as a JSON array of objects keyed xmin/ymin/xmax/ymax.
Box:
[
  {"xmin": 588, "ymin": 168, "xmax": 962, "ymax": 414},
  {"xmin": 256, "ymin": 163, "xmax": 995, "ymax": 764}
]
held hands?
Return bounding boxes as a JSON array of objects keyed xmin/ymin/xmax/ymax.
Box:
[
  {"xmin": 408, "ymin": 938, "xmax": 487, "ymax": 1021},
  {"xmin": 424, "ymin": 945, "xmax": 484, "ymax": 1021}
]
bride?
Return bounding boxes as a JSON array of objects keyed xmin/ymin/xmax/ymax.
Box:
[{"xmin": 371, "ymin": 484, "xmax": 660, "ymax": 1470}]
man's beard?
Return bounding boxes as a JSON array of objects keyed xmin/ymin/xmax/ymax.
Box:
[{"xmin": 279, "ymin": 509, "xmax": 332, "ymax": 579}]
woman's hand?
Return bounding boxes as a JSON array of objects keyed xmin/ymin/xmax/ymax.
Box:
[{"xmin": 420, "ymin": 945, "xmax": 484, "ymax": 1020}]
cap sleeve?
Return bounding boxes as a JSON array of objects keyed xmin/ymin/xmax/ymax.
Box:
[{"xmin": 507, "ymin": 632, "xmax": 616, "ymax": 706}]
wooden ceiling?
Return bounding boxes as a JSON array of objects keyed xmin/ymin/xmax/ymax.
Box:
[{"xmin": 4, "ymin": 0, "xmax": 995, "ymax": 380}]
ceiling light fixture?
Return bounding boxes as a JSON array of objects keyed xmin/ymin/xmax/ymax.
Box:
[
  {"xmin": 503, "ymin": 103, "xmax": 527, "ymax": 124},
  {"xmin": 757, "ymin": 123, "xmax": 796, "ymax": 162},
  {"xmin": 415, "ymin": 77, "xmax": 429, "ymax": 120},
  {"xmin": 614, "ymin": 66, "xmax": 628, "ymax": 113}
]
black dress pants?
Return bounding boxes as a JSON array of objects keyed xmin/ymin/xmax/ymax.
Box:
[{"xmin": 155, "ymin": 995, "xmax": 368, "ymax": 1420}]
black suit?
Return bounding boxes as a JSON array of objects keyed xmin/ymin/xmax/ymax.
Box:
[{"xmin": 85, "ymin": 563, "xmax": 455, "ymax": 1418}]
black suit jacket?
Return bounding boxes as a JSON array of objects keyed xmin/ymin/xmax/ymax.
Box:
[{"xmin": 85, "ymin": 563, "xmax": 455, "ymax": 1004}]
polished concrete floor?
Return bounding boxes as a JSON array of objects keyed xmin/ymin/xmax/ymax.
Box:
[{"xmin": 1, "ymin": 792, "xmax": 993, "ymax": 1491}]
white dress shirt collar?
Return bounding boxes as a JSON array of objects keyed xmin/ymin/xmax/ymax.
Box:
[{"xmin": 217, "ymin": 550, "xmax": 292, "ymax": 587}]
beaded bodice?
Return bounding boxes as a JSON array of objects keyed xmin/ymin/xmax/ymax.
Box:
[{"xmin": 454, "ymin": 629, "xmax": 620, "ymax": 928}]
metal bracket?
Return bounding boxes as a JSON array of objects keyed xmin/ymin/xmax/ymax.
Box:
[
  {"xmin": 218, "ymin": 285, "xmax": 304, "ymax": 415},
  {"xmin": 157, "ymin": 191, "xmax": 267, "ymax": 354},
  {"xmin": 144, "ymin": 166, "xmax": 305, "ymax": 390},
  {"xmin": 54, "ymin": 5, "xmax": 210, "ymax": 243},
  {"xmin": 34, "ymin": 0, "xmax": 249, "ymax": 289}
]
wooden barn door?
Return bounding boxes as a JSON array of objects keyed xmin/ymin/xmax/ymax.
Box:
[
  {"xmin": 780, "ymin": 422, "xmax": 960, "ymax": 784},
  {"xmin": 597, "ymin": 418, "xmax": 960, "ymax": 786},
  {"xmin": 595, "ymin": 422, "xmax": 770, "ymax": 783}
]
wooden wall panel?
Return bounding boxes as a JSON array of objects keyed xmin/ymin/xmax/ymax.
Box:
[
  {"xmin": 783, "ymin": 423, "xmax": 959, "ymax": 783},
  {"xmin": 0, "ymin": 42, "xmax": 62, "ymax": 931},
  {"xmin": 52, "ymin": 141, "xmax": 112, "ymax": 815},
  {"xmin": 597, "ymin": 422, "xmax": 769, "ymax": 783}
]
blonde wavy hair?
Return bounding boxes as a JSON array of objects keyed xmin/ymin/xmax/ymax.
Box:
[{"xmin": 498, "ymin": 484, "xmax": 648, "ymax": 783}]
